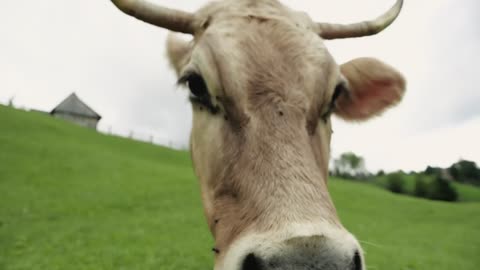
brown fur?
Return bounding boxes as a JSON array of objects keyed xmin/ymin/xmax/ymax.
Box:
[
  {"xmin": 186, "ymin": 19, "xmax": 342, "ymax": 261},
  {"xmin": 162, "ymin": 0, "xmax": 404, "ymax": 266}
]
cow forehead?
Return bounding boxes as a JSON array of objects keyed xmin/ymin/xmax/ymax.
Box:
[
  {"xmin": 189, "ymin": 20, "xmax": 338, "ymax": 114},
  {"xmin": 192, "ymin": 0, "xmax": 334, "ymax": 78},
  {"xmin": 197, "ymin": 0, "xmax": 315, "ymax": 30}
]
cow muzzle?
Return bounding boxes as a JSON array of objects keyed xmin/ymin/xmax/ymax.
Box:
[{"xmin": 217, "ymin": 223, "xmax": 364, "ymax": 270}]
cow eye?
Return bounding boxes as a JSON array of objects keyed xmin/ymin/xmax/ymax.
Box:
[
  {"xmin": 185, "ymin": 73, "xmax": 209, "ymax": 100},
  {"xmin": 331, "ymin": 83, "xmax": 345, "ymax": 105},
  {"xmin": 322, "ymin": 83, "xmax": 345, "ymax": 121},
  {"xmin": 178, "ymin": 72, "xmax": 219, "ymax": 114}
]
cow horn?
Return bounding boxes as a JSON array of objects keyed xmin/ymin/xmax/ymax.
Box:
[
  {"xmin": 317, "ymin": 0, "xmax": 403, "ymax": 39},
  {"xmin": 111, "ymin": 0, "xmax": 195, "ymax": 34}
]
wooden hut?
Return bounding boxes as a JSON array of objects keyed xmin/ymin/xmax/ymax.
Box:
[{"xmin": 51, "ymin": 93, "xmax": 101, "ymax": 129}]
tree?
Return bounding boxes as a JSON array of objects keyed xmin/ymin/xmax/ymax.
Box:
[
  {"xmin": 425, "ymin": 166, "xmax": 441, "ymax": 176},
  {"xmin": 414, "ymin": 175, "xmax": 429, "ymax": 198},
  {"xmin": 448, "ymin": 160, "xmax": 480, "ymax": 186},
  {"xmin": 332, "ymin": 152, "xmax": 368, "ymax": 179},
  {"xmin": 386, "ymin": 173, "xmax": 405, "ymax": 194},
  {"xmin": 428, "ymin": 175, "xmax": 458, "ymax": 202}
]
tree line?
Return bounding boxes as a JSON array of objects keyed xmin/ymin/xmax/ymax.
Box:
[{"xmin": 331, "ymin": 152, "xmax": 480, "ymax": 202}]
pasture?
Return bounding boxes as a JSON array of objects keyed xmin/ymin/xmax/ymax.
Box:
[{"xmin": 0, "ymin": 105, "xmax": 479, "ymax": 270}]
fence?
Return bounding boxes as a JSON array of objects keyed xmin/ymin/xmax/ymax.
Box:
[{"xmin": 96, "ymin": 122, "xmax": 189, "ymax": 150}]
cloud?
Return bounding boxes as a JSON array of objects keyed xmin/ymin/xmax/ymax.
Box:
[{"xmin": 411, "ymin": 0, "xmax": 480, "ymax": 129}]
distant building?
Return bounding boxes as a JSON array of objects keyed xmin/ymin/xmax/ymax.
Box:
[{"xmin": 51, "ymin": 93, "xmax": 101, "ymax": 129}]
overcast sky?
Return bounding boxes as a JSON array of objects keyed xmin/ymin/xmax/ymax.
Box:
[{"xmin": 1, "ymin": 0, "xmax": 479, "ymax": 172}]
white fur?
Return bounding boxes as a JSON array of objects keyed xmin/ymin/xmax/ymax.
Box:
[{"xmin": 219, "ymin": 222, "xmax": 365, "ymax": 270}]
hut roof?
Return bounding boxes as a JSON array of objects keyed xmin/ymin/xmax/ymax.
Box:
[{"xmin": 51, "ymin": 93, "xmax": 101, "ymax": 120}]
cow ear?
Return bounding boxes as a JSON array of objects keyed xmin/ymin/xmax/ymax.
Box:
[
  {"xmin": 334, "ymin": 57, "xmax": 406, "ymax": 121},
  {"xmin": 166, "ymin": 33, "xmax": 192, "ymax": 75}
]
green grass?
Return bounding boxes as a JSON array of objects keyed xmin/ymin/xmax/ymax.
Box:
[
  {"xmin": 453, "ymin": 182, "xmax": 480, "ymax": 202},
  {"xmin": 1, "ymin": 105, "xmax": 479, "ymax": 270},
  {"xmin": 331, "ymin": 178, "xmax": 480, "ymax": 270}
]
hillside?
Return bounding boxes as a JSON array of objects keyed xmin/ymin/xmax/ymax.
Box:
[{"xmin": 1, "ymin": 105, "xmax": 479, "ymax": 270}]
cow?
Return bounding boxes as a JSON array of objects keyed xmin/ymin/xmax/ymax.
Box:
[{"xmin": 110, "ymin": 0, "xmax": 406, "ymax": 269}]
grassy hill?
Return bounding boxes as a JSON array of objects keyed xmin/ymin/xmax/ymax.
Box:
[{"xmin": 1, "ymin": 105, "xmax": 479, "ymax": 270}]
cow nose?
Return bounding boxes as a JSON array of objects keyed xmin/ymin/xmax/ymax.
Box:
[
  {"xmin": 239, "ymin": 235, "xmax": 363, "ymax": 270},
  {"xmin": 241, "ymin": 253, "xmax": 263, "ymax": 270},
  {"xmin": 352, "ymin": 251, "xmax": 362, "ymax": 270},
  {"xmin": 241, "ymin": 251, "xmax": 362, "ymax": 270}
]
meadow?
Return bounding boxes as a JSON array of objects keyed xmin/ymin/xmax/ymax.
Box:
[{"xmin": 1, "ymin": 105, "xmax": 479, "ymax": 270}]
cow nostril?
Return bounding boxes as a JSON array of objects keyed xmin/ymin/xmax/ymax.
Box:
[
  {"xmin": 352, "ymin": 251, "xmax": 362, "ymax": 270},
  {"xmin": 242, "ymin": 253, "xmax": 263, "ymax": 270}
]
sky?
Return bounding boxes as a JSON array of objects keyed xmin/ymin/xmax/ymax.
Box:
[{"xmin": 1, "ymin": 0, "xmax": 479, "ymax": 172}]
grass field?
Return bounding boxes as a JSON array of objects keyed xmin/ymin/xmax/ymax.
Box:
[{"xmin": 1, "ymin": 105, "xmax": 479, "ymax": 270}]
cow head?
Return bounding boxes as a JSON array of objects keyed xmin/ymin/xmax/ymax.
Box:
[{"xmin": 111, "ymin": 0, "xmax": 406, "ymax": 269}]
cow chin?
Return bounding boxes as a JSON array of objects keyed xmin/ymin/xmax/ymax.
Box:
[{"xmin": 216, "ymin": 222, "xmax": 364, "ymax": 270}]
